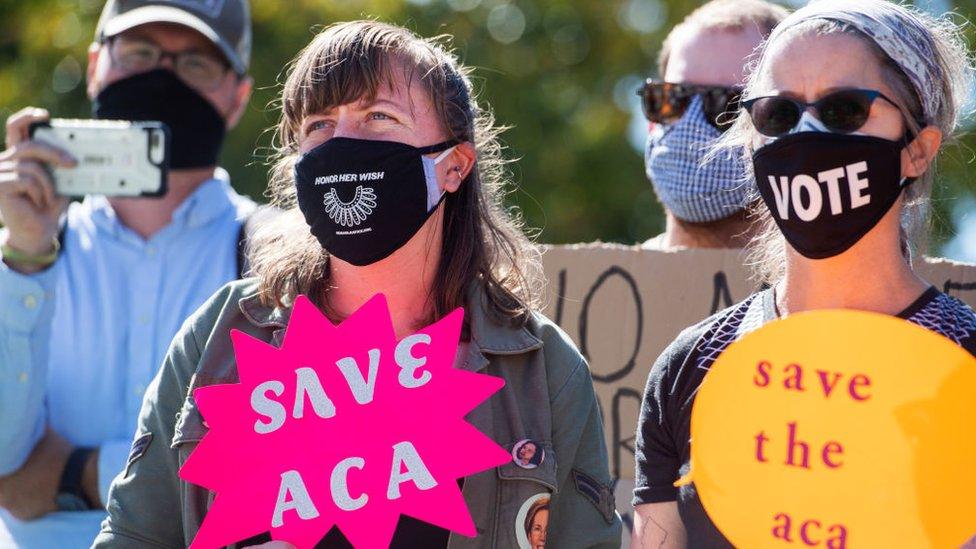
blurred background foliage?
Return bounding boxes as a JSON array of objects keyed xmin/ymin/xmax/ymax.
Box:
[{"xmin": 1, "ymin": 0, "xmax": 975, "ymax": 257}]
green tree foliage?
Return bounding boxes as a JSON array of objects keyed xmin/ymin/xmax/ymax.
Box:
[{"xmin": 0, "ymin": 0, "xmax": 973, "ymax": 249}]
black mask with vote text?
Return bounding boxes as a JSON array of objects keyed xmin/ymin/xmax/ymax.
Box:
[
  {"xmin": 93, "ymin": 68, "xmax": 227, "ymax": 169},
  {"xmin": 752, "ymin": 132, "xmax": 912, "ymax": 259},
  {"xmin": 294, "ymin": 137, "xmax": 458, "ymax": 266}
]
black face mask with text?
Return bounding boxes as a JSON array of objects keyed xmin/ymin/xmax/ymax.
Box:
[
  {"xmin": 752, "ymin": 132, "xmax": 912, "ymax": 259},
  {"xmin": 293, "ymin": 137, "xmax": 458, "ymax": 266},
  {"xmin": 93, "ymin": 68, "xmax": 227, "ymax": 169}
]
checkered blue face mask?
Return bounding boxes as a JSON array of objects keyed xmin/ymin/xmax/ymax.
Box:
[{"xmin": 645, "ymin": 95, "xmax": 748, "ymax": 223}]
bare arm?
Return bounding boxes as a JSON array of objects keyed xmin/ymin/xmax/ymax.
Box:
[
  {"xmin": 0, "ymin": 429, "xmax": 102, "ymax": 519},
  {"xmin": 631, "ymin": 502, "xmax": 686, "ymax": 549}
]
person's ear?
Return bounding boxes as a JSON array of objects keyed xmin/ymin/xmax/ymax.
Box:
[
  {"xmin": 225, "ymin": 75, "xmax": 253, "ymax": 129},
  {"xmin": 439, "ymin": 141, "xmax": 476, "ymax": 193},
  {"xmin": 86, "ymin": 42, "xmax": 102, "ymax": 100},
  {"xmin": 901, "ymin": 125, "xmax": 942, "ymax": 179}
]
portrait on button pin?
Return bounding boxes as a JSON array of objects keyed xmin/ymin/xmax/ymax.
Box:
[
  {"xmin": 512, "ymin": 439, "xmax": 543, "ymax": 469},
  {"xmin": 516, "ymin": 493, "xmax": 549, "ymax": 549}
]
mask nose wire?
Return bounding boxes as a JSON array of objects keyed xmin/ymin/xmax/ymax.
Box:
[{"xmin": 792, "ymin": 109, "xmax": 831, "ymax": 134}]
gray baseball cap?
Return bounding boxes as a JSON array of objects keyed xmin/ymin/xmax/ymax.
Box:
[{"xmin": 95, "ymin": 0, "xmax": 251, "ymax": 75}]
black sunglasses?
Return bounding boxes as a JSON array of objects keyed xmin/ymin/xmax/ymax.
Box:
[
  {"xmin": 636, "ymin": 80, "xmax": 742, "ymax": 132},
  {"xmin": 741, "ymin": 88, "xmax": 904, "ymax": 137}
]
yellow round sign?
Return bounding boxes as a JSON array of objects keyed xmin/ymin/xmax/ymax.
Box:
[{"xmin": 686, "ymin": 309, "xmax": 976, "ymax": 548}]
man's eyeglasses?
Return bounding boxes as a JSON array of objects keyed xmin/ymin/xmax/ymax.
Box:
[
  {"xmin": 107, "ymin": 36, "xmax": 232, "ymax": 92},
  {"xmin": 636, "ymin": 80, "xmax": 743, "ymax": 132}
]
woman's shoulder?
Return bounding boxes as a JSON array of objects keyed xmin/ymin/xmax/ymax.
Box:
[
  {"xmin": 477, "ymin": 309, "xmax": 582, "ymax": 393},
  {"xmin": 466, "ymin": 284, "xmax": 581, "ymax": 365},
  {"xmin": 652, "ymin": 290, "xmax": 770, "ymax": 382},
  {"xmin": 524, "ymin": 309, "xmax": 577, "ymax": 351},
  {"xmin": 902, "ymin": 288, "xmax": 976, "ymax": 355},
  {"xmin": 162, "ymin": 278, "xmax": 275, "ymax": 378},
  {"xmin": 182, "ymin": 278, "xmax": 263, "ymax": 337}
]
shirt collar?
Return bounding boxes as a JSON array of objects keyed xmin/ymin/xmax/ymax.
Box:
[
  {"xmin": 86, "ymin": 168, "xmax": 237, "ymax": 236},
  {"xmin": 172, "ymin": 169, "xmax": 238, "ymax": 229},
  {"xmin": 238, "ymin": 280, "xmax": 542, "ymax": 371}
]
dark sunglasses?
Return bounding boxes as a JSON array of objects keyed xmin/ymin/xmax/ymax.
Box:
[
  {"xmin": 741, "ymin": 88, "xmax": 904, "ymax": 137},
  {"xmin": 636, "ymin": 80, "xmax": 743, "ymax": 132}
]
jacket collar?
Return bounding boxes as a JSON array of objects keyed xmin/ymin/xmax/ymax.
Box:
[
  {"xmin": 239, "ymin": 285, "xmax": 292, "ymax": 330},
  {"xmin": 463, "ymin": 282, "xmax": 542, "ymax": 356},
  {"xmin": 238, "ymin": 280, "xmax": 542, "ymax": 372}
]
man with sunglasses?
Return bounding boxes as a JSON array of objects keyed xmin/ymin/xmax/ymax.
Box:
[
  {"xmin": 638, "ymin": 0, "xmax": 787, "ymax": 249},
  {"xmin": 0, "ymin": 1, "xmax": 254, "ymax": 546}
]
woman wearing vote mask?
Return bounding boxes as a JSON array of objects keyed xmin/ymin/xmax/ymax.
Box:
[
  {"xmin": 95, "ymin": 21, "xmax": 621, "ymax": 548},
  {"xmin": 632, "ymin": 0, "xmax": 976, "ymax": 546}
]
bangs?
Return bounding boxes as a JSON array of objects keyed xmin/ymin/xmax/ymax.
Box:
[
  {"xmin": 281, "ymin": 22, "xmax": 438, "ymax": 143},
  {"xmin": 259, "ymin": 20, "xmax": 541, "ymax": 325}
]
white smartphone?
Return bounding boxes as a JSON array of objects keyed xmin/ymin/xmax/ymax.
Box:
[{"xmin": 29, "ymin": 118, "xmax": 170, "ymax": 198}]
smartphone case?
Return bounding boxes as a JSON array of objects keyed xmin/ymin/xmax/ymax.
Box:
[{"xmin": 29, "ymin": 119, "xmax": 170, "ymax": 198}]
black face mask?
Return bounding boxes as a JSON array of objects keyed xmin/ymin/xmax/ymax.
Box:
[
  {"xmin": 752, "ymin": 132, "xmax": 912, "ymax": 259},
  {"xmin": 294, "ymin": 137, "xmax": 458, "ymax": 266},
  {"xmin": 93, "ymin": 68, "xmax": 226, "ymax": 169}
]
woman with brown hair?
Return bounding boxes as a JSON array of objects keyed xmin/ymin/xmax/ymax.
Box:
[{"xmin": 94, "ymin": 20, "xmax": 620, "ymax": 549}]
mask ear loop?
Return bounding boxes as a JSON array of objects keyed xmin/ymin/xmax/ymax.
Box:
[
  {"xmin": 898, "ymin": 130, "xmax": 922, "ymax": 189},
  {"xmin": 432, "ymin": 145, "xmax": 456, "ymax": 165},
  {"xmin": 426, "ymin": 145, "xmax": 458, "ymax": 210},
  {"xmin": 897, "ymin": 111, "xmax": 927, "ymax": 188}
]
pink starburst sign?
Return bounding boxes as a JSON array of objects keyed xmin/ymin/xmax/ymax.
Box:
[{"xmin": 178, "ymin": 294, "xmax": 511, "ymax": 548}]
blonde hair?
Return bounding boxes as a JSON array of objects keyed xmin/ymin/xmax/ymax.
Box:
[
  {"xmin": 523, "ymin": 497, "xmax": 550, "ymax": 537},
  {"xmin": 657, "ymin": 0, "xmax": 789, "ymax": 77},
  {"xmin": 249, "ymin": 21, "xmax": 541, "ymax": 328},
  {"xmin": 711, "ymin": 4, "xmax": 973, "ymax": 284}
]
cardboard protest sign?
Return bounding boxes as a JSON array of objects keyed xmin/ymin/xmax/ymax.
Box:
[
  {"xmin": 685, "ymin": 310, "xmax": 976, "ymax": 547},
  {"xmin": 539, "ymin": 244, "xmax": 976, "ymax": 543},
  {"xmin": 179, "ymin": 294, "xmax": 511, "ymax": 548}
]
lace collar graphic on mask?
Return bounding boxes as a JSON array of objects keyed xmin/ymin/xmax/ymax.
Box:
[{"xmin": 323, "ymin": 186, "xmax": 379, "ymax": 227}]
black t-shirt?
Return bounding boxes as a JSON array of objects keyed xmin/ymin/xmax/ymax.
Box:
[
  {"xmin": 237, "ymin": 479, "xmax": 465, "ymax": 548},
  {"xmin": 238, "ymin": 517, "xmax": 449, "ymax": 548},
  {"xmin": 632, "ymin": 287, "xmax": 976, "ymax": 547}
]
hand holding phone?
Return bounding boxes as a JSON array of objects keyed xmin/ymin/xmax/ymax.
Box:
[{"xmin": 0, "ymin": 107, "xmax": 73, "ymax": 264}]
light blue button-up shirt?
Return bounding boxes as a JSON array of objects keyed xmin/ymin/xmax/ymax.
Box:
[{"xmin": 0, "ymin": 171, "xmax": 254, "ymax": 548}]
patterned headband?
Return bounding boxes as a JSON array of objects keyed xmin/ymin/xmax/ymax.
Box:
[{"xmin": 762, "ymin": 0, "xmax": 942, "ymax": 124}]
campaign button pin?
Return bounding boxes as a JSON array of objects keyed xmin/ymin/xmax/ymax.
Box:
[{"xmin": 512, "ymin": 439, "xmax": 544, "ymax": 469}]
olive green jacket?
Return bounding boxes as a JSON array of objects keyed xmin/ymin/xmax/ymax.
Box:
[{"xmin": 92, "ymin": 279, "xmax": 621, "ymax": 548}]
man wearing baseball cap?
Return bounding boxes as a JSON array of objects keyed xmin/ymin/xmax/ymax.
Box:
[{"xmin": 0, "ymin": 1, "xmax": 254, "ymax": 546}]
